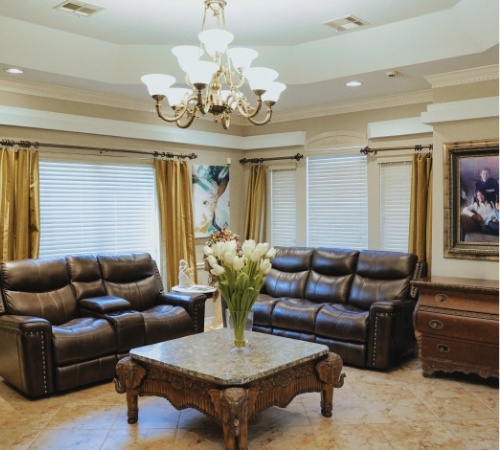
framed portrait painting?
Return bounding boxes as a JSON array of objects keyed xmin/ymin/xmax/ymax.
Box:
[{"xmin": 443, "ymin": 139, "xmax": 499, "ymax": 260}]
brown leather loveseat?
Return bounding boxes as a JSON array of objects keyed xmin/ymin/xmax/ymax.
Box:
[
  {"xmin": 252, "ymin": 246, "xmax": 423, "ymax": 370},
  {"xmin": 0, "ymin": 252, "xmax": 206, "ymax": 397}
]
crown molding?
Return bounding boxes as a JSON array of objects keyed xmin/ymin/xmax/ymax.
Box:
[
  {"xmin": 271, "ymin": 90, "xmax": 434, "ymax": 123},
  {"xmin": 1, "ymin": 65, "xmax": 497, "ymax": 126},
  {"xmin": 424, "ymin": 64, "xmax": 499, "ymax": 88}
]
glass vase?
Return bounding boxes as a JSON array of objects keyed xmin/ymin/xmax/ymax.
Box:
[{"xmin": 225, "ymin": 309, "xmax": 253, "ymax": 353}]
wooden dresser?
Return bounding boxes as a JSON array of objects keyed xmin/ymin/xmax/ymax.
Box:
[{"xmin": 411, "ymin": 276, "xmax": 499, "ymax": 379}]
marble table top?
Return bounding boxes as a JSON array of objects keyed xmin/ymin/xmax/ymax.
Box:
[{"xmin": 130, "ymin": 329, "xmax": 329, "ymax": 385}]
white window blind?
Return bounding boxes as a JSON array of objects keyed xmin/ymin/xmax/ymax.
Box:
[
  {"xmin": 379, "ymin": 160, "xmax": 412, "ymax": 252},
  {"xmin": 307, "ymin": 154, "xmax": 368, "ymax": 250},
  {"xmin": 270, "ymin": 167, "xmax": 297, "ymax": 246},
  {"xmin": 39, "ymin": 156, "xmax": 160, "ymax": 260}
]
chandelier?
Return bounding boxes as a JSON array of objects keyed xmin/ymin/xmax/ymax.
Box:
[{"xmin": 141, "ymin": 0, "xmax": 286, "ymax": 129}]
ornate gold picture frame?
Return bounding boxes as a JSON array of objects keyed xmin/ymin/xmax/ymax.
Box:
[{"xmin": 444, "ymin": 139, "xmax": 499, "ymax": 260}]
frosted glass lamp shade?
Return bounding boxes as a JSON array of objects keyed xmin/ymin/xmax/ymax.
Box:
[
  {"xmin": 184, "ymin": 60, "xmax": 218, "ymax": 85},
  {"xmin": 227, "ymin": 48, "xmax": 258, "ymax": 70},
  {"xmin": 262, "ymin": 82, "xmax": 287, "ymax": 102},
  {"xmin": 244, "ymin": 67, "xmax": 279, "ymax": 90},
  {"xmin": 198, "ymin": 29, "xmax": 234, "ymax": 56},
  {"xmin": 141, "ymin": 74, "xmax": 176, "ymax": 96},
  {"xmin": 165, "ymin": 87, "xmax": 192, "ymax": 105},
  {"xmin": 172, "ymin": 45, "xmax": 204, "ymax": 71}
]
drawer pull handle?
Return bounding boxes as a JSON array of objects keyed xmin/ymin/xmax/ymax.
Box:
[
  {"xmin": 435, "ymin": 294, "xmax": 448, "ymax": 303},
  {"xmin": 436, "ymin": 344, "xmax": 450, "ymax": 353},
  {"xmin": 429, "ymin": 320, "xmax": 443, "ymax": 329}
]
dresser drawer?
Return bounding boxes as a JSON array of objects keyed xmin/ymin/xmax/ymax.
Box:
[
  {"xmin": 416, "ymin": 310, "xmax": 499, "ymax": 344},
  {"xmin": 420, "ymin": 335, "xmax": 499, "ymax": 368},
  {"xmin": 418, "ymin": 291, "xmax": 498, "ymax": 314}
]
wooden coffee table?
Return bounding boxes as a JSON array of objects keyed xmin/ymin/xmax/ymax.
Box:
[{"xmin": 114, "ymin": 329, "xmax": 345, "ymax": 450}]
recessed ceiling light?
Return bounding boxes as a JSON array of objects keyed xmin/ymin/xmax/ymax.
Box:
[
  {"xmin": 5, "ymin": 68, "xmax": 24, "ymax": 74},
  {"xmin": 346, "ymin": 81, "xmax": 362, "ymax": 87}
]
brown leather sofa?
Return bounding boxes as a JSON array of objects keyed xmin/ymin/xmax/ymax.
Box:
[
  {"xmin": 0, "ymin": 252, "xmax": 206, "ymax": 397},
  {"xmin": 252, "ymin": 246, "xmax": 423, "ymax": 370}
]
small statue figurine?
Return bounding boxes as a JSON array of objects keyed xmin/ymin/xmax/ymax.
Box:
[{"xmin": 178, "ymin": 259, "xmax": 194, "ymax": 288}]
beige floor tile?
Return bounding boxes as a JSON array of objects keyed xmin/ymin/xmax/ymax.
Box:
[
  {"xmin": 0, "ymin": 429, "xmax": 40, "ymax": 450},
  {"xmin": 247, "ymin": 425, "xmax": 317, "ymax": 450},
  {"xmin": 442, "ymin": 419, "xmax": 499, "ymax": 450},
  {"xmin": 28, "ymin": 429, "xmax": 109, "ymax": 450},
  {"xmin": 379, "ymin": 422, "xmax": 467, "ymax": 450},
  {"xmin": 45, "ymin": 404, "xmax": 121, "ymax": 429},
  {"xmin": 312, "ymin": 422, "xmax": 392, "ymax": 450},
  {"xmin": 101, "ymin": 428, "xmax": 177, "ymax": 450},
  {"xmin": 113, "ymin": 402, "xmax": 181, "ymax": 429}
]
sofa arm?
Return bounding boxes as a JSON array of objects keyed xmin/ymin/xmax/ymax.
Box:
[
  {"xmin": 79, "ymin": 295, "xmax": 132, "ymax": 314},
  {"xmin": 0, "ymin": 315, "xmax": 54, "ymax": 397},
  {"xmin": 367, "ymin": 299, "xmax": 416, "ymax": 369},
  {"xmin": 158, "ymin": 292, "xmax": 207, "ymax": 334}
]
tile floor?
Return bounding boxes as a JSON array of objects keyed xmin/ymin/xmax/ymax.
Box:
[{"xmin": 0, "ymin": 357, "xmax": 497, "ymax": 450}]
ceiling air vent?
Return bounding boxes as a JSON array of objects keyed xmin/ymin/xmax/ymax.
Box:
[
  {"xmin": 54, "ymin": 1, "xmax": 104, "ymax": 17},
  {"xmin": 323, "ymin": 15, "xmax": 369, "ymax": 32}
]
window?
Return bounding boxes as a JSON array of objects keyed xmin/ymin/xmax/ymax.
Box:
[
  {"xmin": 307, "ymin": 154, "xmax": 368, "ymax": 249},
  {"xmin": 270, "ymin": 167, "xmax": 297, "ymax": 246},
  {"xmin": 379, "ymin": 160, "xmax": 412, "ymax": 252},
  {"xmin": 39, "ymin": 155, "xmax": 160, "ymax": 260}
]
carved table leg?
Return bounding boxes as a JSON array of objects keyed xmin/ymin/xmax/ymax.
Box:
[
  {"xmin": 210, "ymin": 387, "xmax": 249, "ymax": 450},
  {"xmin": 114, "ymin": 357, "xmax": 147, "ymax": 424},
  {"xmin": 315, "ymin": 353, "xmax": 345, "ymax": 417}
]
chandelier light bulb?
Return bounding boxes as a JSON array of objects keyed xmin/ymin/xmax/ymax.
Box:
[
  {"xmin": 141, "ymin": 74, "xmax": 176, "ymax": 96},
  {"xmin": 172, "ymin": 46, "xmax": 204, "ymax": 71},
  {"xmin": 244, "ymin": 67, "xmax": 279, "ymax": 91},
  {"xmin": 184, "ymin": 60, "xmax": 219, "ymax": 85},
  {"xmin": 262, "ymin": 82, "xmax": 287, "ymax": 102},
  {"xmin": 165, "ymin": 87, "xmax": 192, "ymax": 106},
  {"xmin": 227, "ymin": 48, "xmax": 258, "ymax": 70},
  {"xmin": 198, "ymin": 29, "xmax": 234, "ymax": 56}
]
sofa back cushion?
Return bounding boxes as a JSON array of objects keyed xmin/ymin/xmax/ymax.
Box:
[
  {"xmin": 349, "ymin": 250, "xmax": 417, "ymax": 310},
  {"xmin": 97, "ymin": 253, "xmax": 162, "ymax": 311},
  {"xmin": 263, "ymin": 247, "xmax": 313, "ymax": 299},
  {"xmin": 305, "ymin": 247, "xmax": 359, "ymax": 304},
  {"xmin": 66, "ymin": 255, "xmax": 106, "ymax": 300},
  {"xmin": 0, "ymin": 257, "xmax": 78, "ymax": 325}
]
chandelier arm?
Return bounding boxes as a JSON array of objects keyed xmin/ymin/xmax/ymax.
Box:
[
  {"xmin": 175, "ymin": 110, "xmax": 198, "ymax": 129},
  {"xmin": 221, "ymin": 112, "xmax": 231, "ymax": 130},
  {"xmin": 246, "ymin": 102, "xmax": 273, "ymax": 126},
  {"xmin": 153, "ymin": 96, "xmax": 189, "ymax": 123},
  {"xmin": 236, "ymin": 97, "xmax": 263, "ymax": 119}
]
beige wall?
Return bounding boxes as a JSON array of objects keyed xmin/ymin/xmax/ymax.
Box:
[{"xmin": 1, "ymin": 77, "xmax": 498, "ymax": 283}]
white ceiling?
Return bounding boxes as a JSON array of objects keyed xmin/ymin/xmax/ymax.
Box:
[{"xmin": 0, "ymin": 0, "xmax": 498, "ymax": 114}]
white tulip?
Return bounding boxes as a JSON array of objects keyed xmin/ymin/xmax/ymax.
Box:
[
  {"xmin": 207, "ymin": 255, "xmax": 218, "ymax": 268},
  {"xmin": 203, "ymin": 245, "xmax": 214, "ymax": 256},
  {"xmin": 260, "ymin": 258, "xmax": 272, "ymax": 274},
  {"xmin": 251, "ymin": 242, "xmax": 269, "ymax": 261},
  {"xmin": 210, "ymin": 264, "xmax": 225, "ymax": 276},
  {"xmin": 233, "ymin": 256, "xmax": 244, "ymax": 271},
  {"xmin": 242, "ymin": 239, "xmax": 256, "ymax": 257},
  {"xmin": 265, "ymin": 247, "xmax": 277, "ymax": 259}
]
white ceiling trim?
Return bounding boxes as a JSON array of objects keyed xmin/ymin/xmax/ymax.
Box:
[
  {"xmin": 424, "ymin": 64, "xmax": 498, "ymax": 88},
  {"xmin": 421, "ymin": 96, "xmax": 499, "ymax": 124},
  {"xmin": 0, "ymin": 105, "xmax": 306, "ymax": 150}
]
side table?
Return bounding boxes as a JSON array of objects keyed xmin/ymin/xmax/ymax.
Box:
[{"xmin": 411, "ymin": 276, "xmax": 499, "ymax": 379}]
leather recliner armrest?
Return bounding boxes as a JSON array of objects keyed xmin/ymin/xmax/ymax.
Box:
[
  {"xmin": 158, "ymin": 291, "xmax": 207, "ymax": 334},
  {"xmin": 367, "ymin": 299, "xmax": 416, "ymax": 369},
  {"xmin": 79, "ymin": 295, "xmax": 132, "ymax": 314},
  {"xmin": 0, "ymin": 315, "xmax": 55, "ymax": 397}
]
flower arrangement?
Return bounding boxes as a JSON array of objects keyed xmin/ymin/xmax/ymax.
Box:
[
  {"xmin": 203, "ymin": 238, "xmax": 276, "ymax": 347},
  {"xmin": 205, "ymin": 227, "xmax": 241, "ymax": 251}
]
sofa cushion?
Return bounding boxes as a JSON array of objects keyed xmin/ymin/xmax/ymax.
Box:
[
  {"xmin": 349, "ymin": 250, "xmax": 417, "ymax": 310},
  {"xmin": 0, "ymin": 257, "xmax": 78, "ymax": 325},
  {"xmin": 98, "ymin": 253, "xmax": 162, "ymax": 311},
  {"xmin": 142, "ymin": 304, "xmax": 193, "ymax": 344},
  {"xmin": 262, "ymin": 247, "xmax": 313, "ymax": 299},
  {"xmin": 253, "ymin": 294, "xmax": 281, "ymax": 327},
  {"xmin": 315, "ymin": 304, "xmax": 369, "ymax": 343},
  {"xmin": 52, "ymin": 317, "xmax": 116, "ymax": 365},
  {"xmin": 272, "ymin": 298, "xmax": 323, "ymax": 333},
  {"xmin": 66, "ymin": 255, "xmax": 106, "ymax": 300}
]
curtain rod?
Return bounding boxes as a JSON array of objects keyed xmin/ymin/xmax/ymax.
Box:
[
  {"xmin": 360, "ymin": 144, "xmax": 433, "ymax": 155},
  {"xmin": 0, "ymin": 139, "xmax": 197, "ymax": 159},
  {"xmin": 239, "ymin": 153, "xmax": 304, "ymax": 164}
]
